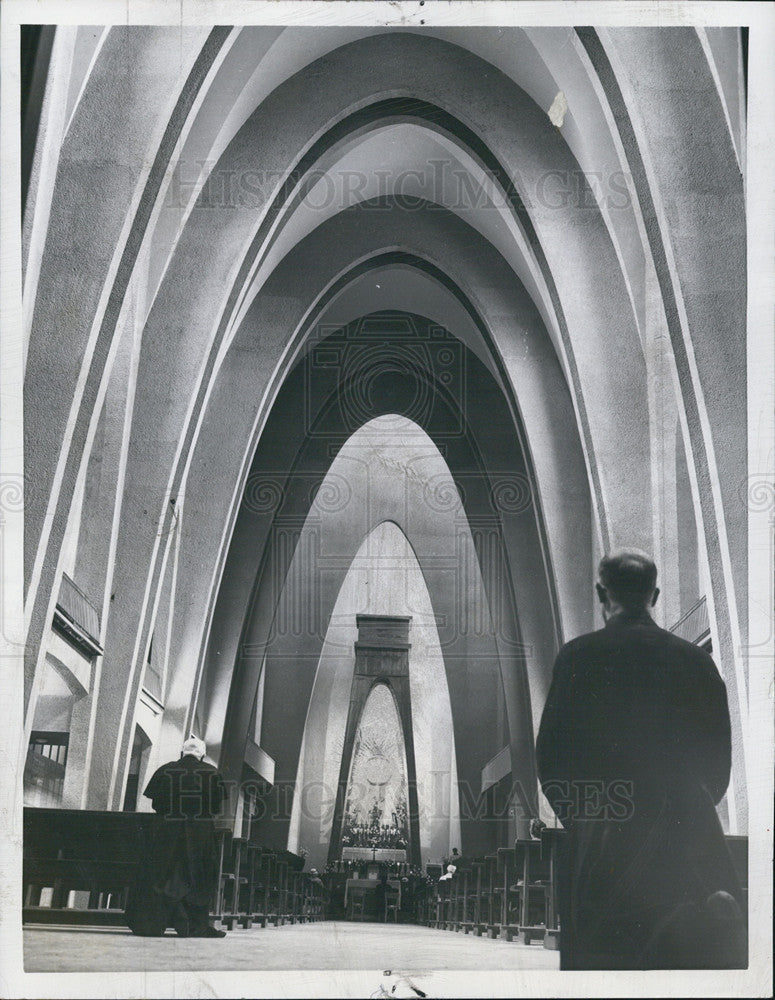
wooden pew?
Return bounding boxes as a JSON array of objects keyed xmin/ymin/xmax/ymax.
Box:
[
  {"xmin": 513, "ymin": 838, "xmax": 551, "ymax": 945},
  {"xmin": 449, "ymin": 869, "xmax": 467, "ymax": 931},
  {"xmin": 23, "ymin": 807, "xmax": 151, "ymax": 925},
  {"xmin": 464, "ymin": 861, "xmax": 487, "ymax": 936},
  {"xmin": 287, "ymin": 869, "xmax": 304, "ymax": 924},
  {"xmin": 412, "ymin": 877, "xmax": 431, "ymax": 925},
  {"xmin": 454, "ymin": 869, "xmax": 471, "ymax": 933},
  {"xmin": 540, "ymin": 828, "xmax": 563, "ymax": 950},
  {"xmin": 430, "ymin": 876, "xmax": 447, "ymax": 929},
  {"xmin": 245, "ymin": 845, "xmax": 269, "ymax": 928},
  {"xmin": 24, "ymin": 805, "xmax": 318, "ymax": 932},
  {"xmin": 494, "ymin": 847, "xmax": 522, "ymax": 942},
  {"xmin": 273, "ymin": 859, "xmax": 289, "ymax": 925},
  {"xmin": 444, "ymin": 875, "xmax": 458, "ymax": 930},
  {"xmin": 216, "ymin": 833, "xmax": 249, "ymax": 930},
  {"xmin": 483, "ymin": 854, "xmax": 500, "ymax": 938}
]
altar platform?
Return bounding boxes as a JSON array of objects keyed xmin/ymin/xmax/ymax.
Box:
[{"xmin": 341, "ymin": 847, "xmax": 407, "ymax": 863}]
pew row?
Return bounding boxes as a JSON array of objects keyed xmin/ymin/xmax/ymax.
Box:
[
  {"xmin": 22, "ymin": 808, "xmax": 324, "ymax": 929},
  {"xmin": 422, "ymin": 831, "xmax": 748, "ymax": 950}
]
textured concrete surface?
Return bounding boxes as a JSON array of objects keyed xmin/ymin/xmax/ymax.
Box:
[
  {"xmin": 24, "ymin": 920, "xmax": 559, "ymax": 973},
  {"xmin": 23, "ymin": 22, "xmax": 749, "ymax": 844}
]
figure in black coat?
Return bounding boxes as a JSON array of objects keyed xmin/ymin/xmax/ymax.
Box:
[
  {"xmin": 536, "ymin": 550, "xmax": 746, "ymax": 969},
  {"xmin": 125, "ymin": 736, "xmax": 227, "ymax": 938}
]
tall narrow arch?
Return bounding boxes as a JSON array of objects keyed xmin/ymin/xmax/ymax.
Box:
[
  {"xmin": 287, "ymin": 519, "xmax": 462, "ymax": 869},
  {"xmin": 203, "ymin": 308, "xmax": 567, "ymax": 849}
]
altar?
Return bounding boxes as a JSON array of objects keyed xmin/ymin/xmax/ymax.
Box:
[
  {"xmin": 341, "ymin": 847, "xmax": 407, "ymax": 863},
  {"xmin": 344, "ymin": 877, "xmax": 402, "ymax": 920}
]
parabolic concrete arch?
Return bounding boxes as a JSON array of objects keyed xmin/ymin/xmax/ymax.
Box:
[
  {"xmin": 187, "ymin": 309, "xmax": 574, "ymax": 853},
  {"xmin": 235, "ymin": 409, "xmax": 519, "ymax": 860},
  {"xmin": 19, "ymin": 25, "xmax": 754, "ymax": 837},
  {"xmin": 287, "ymin": 514, "xmax": 463, "ymax": 871},
  {"xmin": 95, "ymin": 205, "xmax": 597, "ymax": 811},
  {"xmin": 24, "ymin": 31, "xmax": 650, "ymax": 739}
]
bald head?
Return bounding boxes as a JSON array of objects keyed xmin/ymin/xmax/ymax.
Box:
[{"xmin": 597, "ymin": 549, "xmax": 659, "ymax": 615}]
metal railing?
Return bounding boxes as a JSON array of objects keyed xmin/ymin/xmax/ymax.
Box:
[
  {"xmin": 56, "ymin": 573, "xmax": 100, "ymax": 644},
  {"xmin": 669, "ymin": 596, "xmax": 710, "ymax": 645}
]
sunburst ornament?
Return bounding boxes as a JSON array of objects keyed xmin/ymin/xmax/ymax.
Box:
[{"xmin": 364, "ymin": 754, "xmax": 393, "ymax": 786}]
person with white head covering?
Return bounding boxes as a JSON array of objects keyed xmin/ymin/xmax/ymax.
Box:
[
  {"xmin": 125, "ymin": 735, "xmax": 227, "ymax": 938},
  {"xmin": 181, "ymin": 735, "xmax": 207, "ymax": 760}
]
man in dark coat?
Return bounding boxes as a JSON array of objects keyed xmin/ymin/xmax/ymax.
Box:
[
  {"xmin": 536, "ymin": 550, "xmax": 746, "ymax": 969},
  {"xmin": 125, "ymin": 736, "xmax": 227, "ymax": 938}
]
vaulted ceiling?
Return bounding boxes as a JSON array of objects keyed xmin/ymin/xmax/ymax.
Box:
[{"xmin": 21, "ymin": 25, "xmax": 750, "ymax": 832}]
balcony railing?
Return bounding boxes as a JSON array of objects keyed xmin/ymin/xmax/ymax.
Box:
[
  {"xmin": 669, "ymin": 596, "xmax": 710, "ymax": 646},
  {"xmin": 54, "ymin": 574, "xmax": 103, "ymax": 657}
]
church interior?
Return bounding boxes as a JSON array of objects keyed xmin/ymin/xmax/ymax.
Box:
[{"xmin": 12, "ymin": 16, "xmax": 767, "ymax": 982}]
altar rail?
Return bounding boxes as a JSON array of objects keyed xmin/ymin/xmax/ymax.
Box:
[{"xmin": 341, "ymin": 847, "xmax": 407, "ymax": 863}]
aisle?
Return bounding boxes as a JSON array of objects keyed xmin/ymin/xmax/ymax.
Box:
[{"xmin": 24, "ymin": 919, "xmax": 559, "ymax": 973}]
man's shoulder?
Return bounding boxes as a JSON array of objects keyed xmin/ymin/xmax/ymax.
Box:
[
  {"xmin": 652, "ymin": 626, "xmax": 721, "ymax": 675},
  {"xmin": 183, "ymin": 757, "xmax": 222, "ymax": 777},
  {"xmin": 558, "ymin": 621, "xmax": 719, "ymax": 672},
  {"xmin": 557, "ymin": 621, "xmax": 666, "ymax": 658},
  {"xmin": 148, "ymin": 758, "xmax": 177, "ymax": 779},
  {"xmin": 556, "ymin": 627, "xmax": 608, "ymax": 658}
]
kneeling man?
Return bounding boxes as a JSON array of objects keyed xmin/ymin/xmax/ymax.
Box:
[{"xmin": 126, "ymin": 736, "xmax": 227, "ymax": 938}]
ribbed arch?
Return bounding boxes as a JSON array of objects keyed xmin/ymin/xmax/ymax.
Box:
[
  {"xmin": 18, "ymin": 23, "xmax": 753, "ymax": 837},
  {"xmin": 252, "ymin": 413, "xmax": 504, "ymax": 860},
  {"xmin": 25, "ymin": 32, "xmax": 648, "ymax": 735},
  {"xmin": 105, "ymin": 210, "xmax": 596, "ymax": 808}
]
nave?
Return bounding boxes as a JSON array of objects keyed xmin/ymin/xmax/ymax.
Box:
[
  {"xmin": 23, "ymin": 921, "xmax": 558, "ymax": 974},
  {"xmin": 12, "ymin": 13, "xmax": 770, "ymax": 994}
]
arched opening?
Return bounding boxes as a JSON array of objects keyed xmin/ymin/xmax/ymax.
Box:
[
  {"xmin": 287, "ymin": 517, "xmax": 462, "ymax": 870},
  {"xmin": 340, "ymin": 683, "xmax": 411, "ymax": 854}
]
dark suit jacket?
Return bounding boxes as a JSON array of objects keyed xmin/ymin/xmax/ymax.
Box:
[{"xmin": 536, "ymin": 611, "xmax": 743, "ymax": 969}]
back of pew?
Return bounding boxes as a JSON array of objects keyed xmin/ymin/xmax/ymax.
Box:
[
  {"xmin": 23, "ymin": 807, "xmax": 309, "ymax": 929},
  {"xmin": 24, "ymin": 807, "xmax": 151, "ymax": 924}
]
